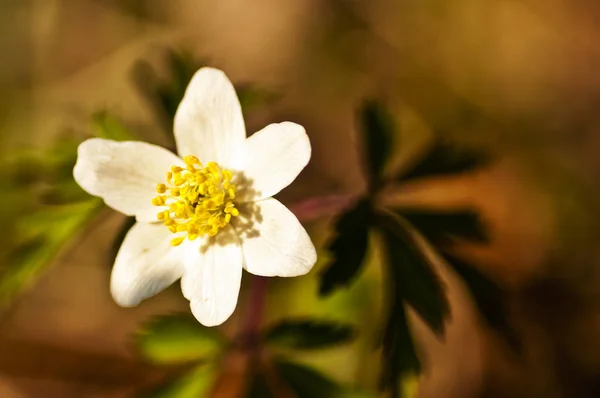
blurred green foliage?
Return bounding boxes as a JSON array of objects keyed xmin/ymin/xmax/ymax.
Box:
[
  {"xmin": 140, "ymin": 364, "xmax": 216, "ymax": 398},
  {"xmin": 135, "ymin": 313, "xmax": 226, "ymax": 365}
]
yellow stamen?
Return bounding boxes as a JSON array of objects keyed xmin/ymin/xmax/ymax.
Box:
[{"xmin": 151, "ymin": 156, "xmax": 240, "ymax": 244}]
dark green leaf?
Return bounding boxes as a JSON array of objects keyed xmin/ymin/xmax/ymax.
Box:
[
  {"xmin": 379, "ymin": 213, "xmax": 450, "ymax": 336},
  {"xmin": 398, "ymin": 140, "xmax": 490, "ymax": 182},
  {"xmin": 245, "ymin": 371, "xmax": 275, "ymax": 398},
  {"xmin": 135, "ymin": 313, "xmax": 225, "ymax": 365},
  {"xmin": 358, "ymin": 100, "xmax": 395, "ymax": 188},
  {"xmin": 397, "ymin": 209, "xmax": 488, "ymax": 245},
  {"xmin": 443, "ymin": 253, "xmax": 520, "ymax": 350},
  {"xmin": 276, "ymin": 359, "xmax": 374, "ymax": 398},
  {"xmin": 92, "ymin": 111, "xmax": 136, "ymax": 141},
  {"xmin": 319, "ymin": 199, "xmax": 373, "ymax": 296},
  {"xmin": 264, "ymin": 319, "xmax": 356, "ymax": 350},
  {"xmin": 139, "ymin": 365, "xmax": 215, "ymax": 398}
]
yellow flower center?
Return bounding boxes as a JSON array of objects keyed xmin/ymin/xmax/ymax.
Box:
[{"xmin": 152, "ymin": 155, "xmax": 239, "ymax": 246}]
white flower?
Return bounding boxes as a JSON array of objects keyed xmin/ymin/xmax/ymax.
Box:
[{"xmin": 73, "ymin": 67, "xmax": 317, "ymax": 326}]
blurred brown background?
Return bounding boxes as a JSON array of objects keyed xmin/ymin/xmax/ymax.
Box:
[{"xmin": 2, "ymin": 0, "xmax": 600, "ymax": 397}]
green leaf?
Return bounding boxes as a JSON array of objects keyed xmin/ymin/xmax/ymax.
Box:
[
  {"xmin": 380, "ymin": 298, "xmax": 420, "ymax": 398},
  {"xmin": 237, "ymin": 84, "xmax": 280, "ymax": 113},
  {"xmin": 398, "ymin": 140, "xmax": 490, "ymax": 182},
  {"xmin": 378, "ymin": 213, "xmax": 450, "ymax": 336},
  {"xmin": 319, "ymin": 199, "xmax": 373, "ymax": 296},
  {"xmin": 397, "ymin": 209, "xmax": 488, "ymax": 245},
  {"xmin": 139, "ymin": 364, "xmax": 215, "ymax": 398},
  {"xmin": 358, "ymin": 100, "xmax": 395, "ymax": 188},
  {"xmin": 443, "ymin": 253, "xmax": 520, "ymax": 350},
  {"xmin": 0, "ymin": 199, "xmax": 103, "ymax": 303},
  {"xmin": 135, "ymin": 313, "xmax": 226, "ymax": 365},
  {"xmin": 92, "ymin": 111, "xmax": 136, "ymax": 141},
  {"xmin": 276, "ymin": 359, "xmax": 374, "ymax": 398},
  {"xmin": 264, "ymin": 319, "xmax": 356, "ymax": 351},
  {"xmin": 245, "ymin": 372, "xmax": 275, "ymax": 398}
]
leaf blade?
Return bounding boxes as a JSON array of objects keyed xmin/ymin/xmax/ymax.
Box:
[
  {"xmin": 358, "ymin": 100, "xmax": 395, "ymax": 188},
  {"xmin": 319, "ymin": 199, "xmax": 373, "ymax": 296},
  {"xmin": 264, "ymin": 319, "xmax": 356, "ymax": 351},
  {"xmin": 396, "ymin": 209, "xmax": 488, "ymax": 245},
  {"xmin": 135, "ymin": 313, "xmax": 226, "ymax": 365}
]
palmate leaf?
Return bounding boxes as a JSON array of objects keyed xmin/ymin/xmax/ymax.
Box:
[
  {"xmin": 397, "ymin": 139, "xmax": 490, "ymax": 182},
  {"xmin": 139, "ymin": 364, "xmax": 215, "ymax": 398},
  {"xmin": 378, "ymin": 212, "xmax": 450, "ymax": 337},
  {"xmin": 442, "ymin": 253, "xmax": 520, "ymax": 350},
  {"xmin": 358, "ymin": 100, "xmax": 395, "ymax": 189},
  {"xmin": 319, "ymin": 199, "xmax": 373, "ymax": 296},
  {"xmin": 396, "ymin": 209, "xmax": 488, "ymax": 245},
  {"xmin": 264, "ymin": 319, "xmax": 356, "ymax": 351},
  {"xmin": 134, "ymin": 313, "xmax": 226, "ymax": 365},
  {"xmin": 275, "ymin": 359, "xmax": 376, "ymax": 398}
]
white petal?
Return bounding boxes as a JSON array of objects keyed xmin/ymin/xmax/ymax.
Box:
[
  {"xmin": 236, "ymin": 122, "xmax": 311, "ymax": 202},
  {"xmin": 174, "ymin": 67, "xmax": 246, "ymax": 167},
  {"xmin": 240, "ymin": 198, "xmax": 316, "ymax": 277},
  {"xmin": 110, "ymin": 222, "xmax": 185, "ymax": 307},
  {"xmin": 180, "ymin": 238, "xmax": 243, "ymax": 327},
  {"xmin": 73, "ymin": 138, "xmax": 183, "ymax": 222}
]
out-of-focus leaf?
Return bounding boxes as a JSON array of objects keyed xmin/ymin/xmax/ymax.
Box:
[
  {"xmin": 0, "ymin": 198, "xmax": 103, "ymax": 303},
  {"xmin": 135, "ymin": 313, "xmax": 226, "ymax": 365},
  {"xmin": 245, "ymin": 371, "xmax": 275, "ymax": 398},
  {"xmin": 443, "ymin": 253, "xmax": 520, "ymax": 350},
  {"xmin": 110, "ymin": 216, "xmax": 137, "ymax": 264},
  {"xmin": 92, "ymin": 111, "xmax": 136, "ymax": 141},
  {"xmin": 276, "ymin": 359, "xmax": 375, "ymax": 398},
  {"xmin": 319, "ymin": 199, "xmax": 372, "ymax": 296},
  {"xmin": 397, "ymin": 209, "xmax": 488, "ymax": 245},
  {"xmin": 237, "ymin": 84, "xmax": 280, "ymax": 113},
  {"xmin": 131, "ymin": 50, "xmax": 203, "ymax": 133},
  {"xmin": 358, "ymin": 100, "xmax": 395, "ymax": 188},
  {"xmin": 397, "ymin": 140, "xmax": 490, "ymax": 182},
  {"xmin": 264, "ymin": 319, "xmax": 356, "ymax": 350},
  {"xmin": 139, "ymin": 364, "xmax": 215, "ymax": 398},
  {"xmin": 379, "ymin": 213, "xmax": 449, "ymax": 336}
]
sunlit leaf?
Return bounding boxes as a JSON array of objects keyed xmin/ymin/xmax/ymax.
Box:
[
  {"xmin": 358, "ymin": 100, "xmax": 395, "ymax": 188},
  {"xmin": 319, "ymin": 199, "xmax": 373, "ymax": 296},
  {"xmin": 139, "ymin": 364, "xmax": 215, "ymax": 398},
  {"xmin": 275, "ymin": 359, "xmax": 375, "ymax": 398},
  {"xmin": 0, "ymin": 198, "xmax": 103, "ymax": 303},
  {"xmin": 378, "ymin": 212, "xmax": 449, "ymax": 336},
  {"xmin": 135, "ymin": 313, "xmax": 226, "ymax": 365},
  {"xmin": 264, "ymin": 319, "xmax": 356, "ymax": 350},
  {"xmin": 397, "ymin": 140, "xmax": 490, "ymax": 182},
  {"xmin": 92, "ymin": 111, "xmax": 137, "ymax": 141},
  {"xmin": 397, "ymin": 209, "xmax": 488, "ymax": 245},
  {"xmin": 443, "ymin": 253, "xmax": 520, "ymax": 350}
]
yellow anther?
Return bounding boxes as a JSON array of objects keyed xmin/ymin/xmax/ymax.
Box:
[
  {"xmin": 151, "ymin": 156, "xmax": 240, "ymax": 244},
  {"xmin": 184, "ymin": 155, "xmax": 200, "ymax": 164},
  {"xmin": 152, "ymin": 196, "xmax": 166, "ymax": 206},
  {"xmin": 156, "ymin": 184, "xmax": 167, "ymax": 194},
  {"xmin": 170, "ymin": 236, "xmax": 185, "ymax": 246}
]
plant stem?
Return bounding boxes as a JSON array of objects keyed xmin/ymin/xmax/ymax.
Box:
[{"xmin": 243, "ymin": 275, "xmax": 268, "ymax": 348}]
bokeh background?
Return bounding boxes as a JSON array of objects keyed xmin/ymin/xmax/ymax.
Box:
[{"xmin": 2, "ymin": 0, "xmax": 600, "ymax": 397}]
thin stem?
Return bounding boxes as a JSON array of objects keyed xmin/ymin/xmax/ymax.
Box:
[{"xmin": 242, "ymin": 275, "xmax": 268, "ymax": 348}]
